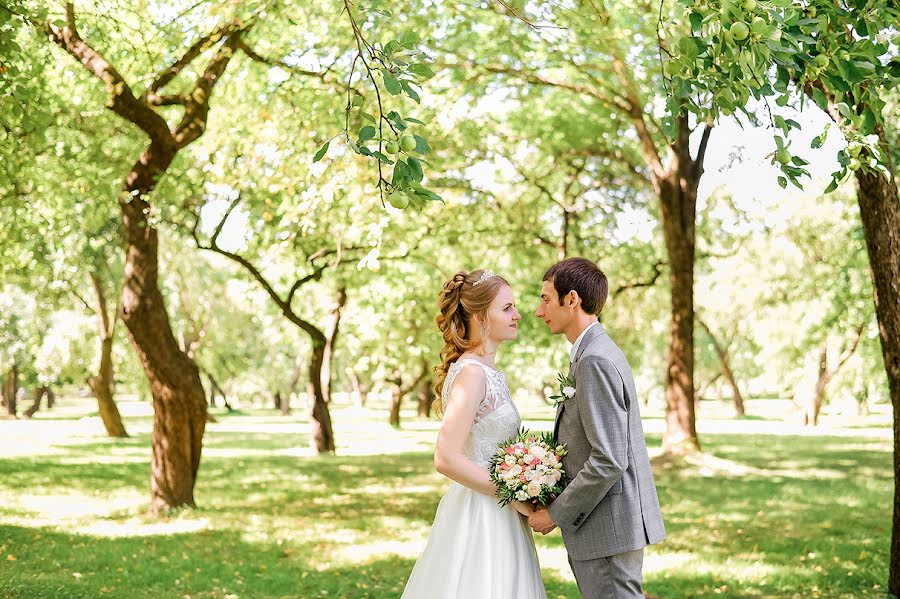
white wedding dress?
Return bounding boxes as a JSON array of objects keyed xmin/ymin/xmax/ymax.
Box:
[{"xmin": 401, "ymin": 359, "xmax": 547, "ymax": 599}]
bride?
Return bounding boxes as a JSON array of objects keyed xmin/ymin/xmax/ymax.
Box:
[{"xmin": 401, "ymin": 269, "xmax": 548, "ymax": 599}]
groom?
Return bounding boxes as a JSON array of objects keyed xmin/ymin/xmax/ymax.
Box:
[{"xmin": 529, "ymin": 257, "xmax": 665, "ymax": 599}]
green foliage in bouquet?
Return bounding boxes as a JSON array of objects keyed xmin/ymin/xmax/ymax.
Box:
[{"xmin": 489, "ymin": 428, "xmax": 568, "ymax": 508}]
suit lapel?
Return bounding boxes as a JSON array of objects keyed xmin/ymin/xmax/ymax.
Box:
[
  {"xmin": 574, "ymin": 322, "xmax": 606, "ymax": 363},
  {"xmin": 554, "ymin": 324, "xmax": 607, "ymax": 441}
]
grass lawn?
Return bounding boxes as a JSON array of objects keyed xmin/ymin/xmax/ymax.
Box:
[{"xmin": 0, "ymin": 396, "xmax": 891, "ymax": 598}]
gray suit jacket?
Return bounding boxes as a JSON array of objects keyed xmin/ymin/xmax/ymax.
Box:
[{"xmin": 547, "ymin": 323, "xmax": 666, "ymax": 560}]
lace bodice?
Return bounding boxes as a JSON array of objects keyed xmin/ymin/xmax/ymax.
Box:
[{"xmin": 442, "ymin": 359, "xmax": 521, "ymax": 468}]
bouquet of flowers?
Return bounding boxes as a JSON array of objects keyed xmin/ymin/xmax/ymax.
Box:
[{"xmin": 490, "ymin": 428, "xmax": 568, "ymax": 507}]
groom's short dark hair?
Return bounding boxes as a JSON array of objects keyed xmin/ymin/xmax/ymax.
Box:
[{"xmin": 543, "ymin": 257, "xmax": 608, "ymax": 315}]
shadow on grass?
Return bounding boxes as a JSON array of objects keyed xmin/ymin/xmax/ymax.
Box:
[{"xmin": 0, "ymin": 426, "xmax": 890, "ymax": 598}]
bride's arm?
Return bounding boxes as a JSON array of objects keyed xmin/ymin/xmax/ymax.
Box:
[{"xmin": 433, "ymin": 365, "xmax": 497, "ymax": 497}]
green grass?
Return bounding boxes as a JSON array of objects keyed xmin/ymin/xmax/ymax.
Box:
[{"xmin": 0, "ymin": 399, "xmax": 891, "ymax": 598}]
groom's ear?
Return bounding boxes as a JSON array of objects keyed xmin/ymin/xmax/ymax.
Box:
[{"xmin": 566, "ymin": 290, "xmax": 580, "ymax": 308}]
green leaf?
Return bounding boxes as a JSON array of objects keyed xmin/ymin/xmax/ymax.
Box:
[
  {"xmin": 835, "ymin": 102, "xmax": 853, "ymax": 118},
  {"xmin": 360, "ymin": 112, "xmax": 377, "ymax": 124},
  {"xmin": 689, "ymin": 12, "xmax": 702, "ymax": 33},
  {"xmin": 824, "ymin": 177, "xmax": 839, "ymax": 194},
  {"xmin": 398, "ymin": 30, "xmax": 420, "ymax": 48},
  {"xmin": 372, "ymin": 151, "xmax": 394, "ymax": 165},
  {"xmin": 358, "ymin": 126, "xmax": 376, "ymax": 141},
  {"xmin": 408, "ymin": 63, "xmax": 435, "ymax": 79},
  {"xmin": 312, "ymin": 140, "xmax": 329, "ymax": 163},
  {"xmin": 400, "ymin": 80, "xmax": 420, "ymax": 103},
  {"xmin": 382, "ymin": 72, "xmax": 402, "ymax": 95},
  {"xmin": 811, "ymin": 133, "xmax": 826, "ymax": 149},
  {"xmin": 777, "ymin": 176, "xmax": 787, "ymax": 189},
  {"xmin": 412, "ymin": 134, "xmax": 431, "ymax": 154},
  {"xmin": 404, "ymin": 117, "xmax": 426, "ymax": 125},
  {"xmin": 407, "ymin": 156, "xmax": 424, "ymax": 182}
]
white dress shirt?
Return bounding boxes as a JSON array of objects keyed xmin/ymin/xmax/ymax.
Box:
[{"xmin": 569, "ymin": 321, "xmax": 599, "ymax": 363}]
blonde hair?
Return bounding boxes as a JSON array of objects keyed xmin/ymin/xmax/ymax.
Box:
[{"xmin": 432, "ymin": 269, "xmax": 509, "ymax": 416}]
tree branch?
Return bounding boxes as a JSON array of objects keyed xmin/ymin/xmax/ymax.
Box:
[
  {"xmin": 235, "ymin": 39, "xmax": 353, "ymax": 92},
  {"xmin": 173, "ymin": 28, "xmax": 246, "ymax": 148},
  {"xmin": 436, "ymin": 59, "xmax": 632, "ymax": 114},
  {"xmin": 613, "ymin": 260, "xmax": 665, "ymax": 294},
  {"xmin": 147, "ymin": 21, "xmax": 242, "ymax": 94},
  {"xmin": 693, "ymin": 121, "xmax": 714, "ymax": 180},
  {"xmin": 45, "ymin": 3, "xmax": 174, "ymax": 147}
]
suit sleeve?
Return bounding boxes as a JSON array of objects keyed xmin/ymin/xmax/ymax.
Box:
[{"xmin": 547, "ymin": 355, "xmax": 628, "ymax": 533}]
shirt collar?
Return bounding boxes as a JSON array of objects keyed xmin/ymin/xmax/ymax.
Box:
[{"xmin": 570, "ymin": 321, "xmax": 599, "ymax": 363}]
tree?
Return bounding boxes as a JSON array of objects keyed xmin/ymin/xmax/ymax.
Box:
[
  {"xmin": 662, "ymin": 1, "xmax": 898, "ymax": 584},
  {"xmin": 19, "ymin": 2, "xmax": 271, "ymax": 511},
  {"xmin": 432, "ymin": 1, "xmax": 714, "ymax": 452}
]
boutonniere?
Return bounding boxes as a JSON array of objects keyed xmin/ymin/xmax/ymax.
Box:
[{"xmin": 550, "ymin": 372, "xmax": 576, "ymax": 406}]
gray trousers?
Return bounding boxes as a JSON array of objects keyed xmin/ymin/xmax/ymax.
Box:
[{"xmin": 568, "ymin": 548, "xmax": 644, "ymax": 599}]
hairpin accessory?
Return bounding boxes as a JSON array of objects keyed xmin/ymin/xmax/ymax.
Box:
[{"xmin": 471, "ymin": 270, "xmax": 495, "ymax": 287}]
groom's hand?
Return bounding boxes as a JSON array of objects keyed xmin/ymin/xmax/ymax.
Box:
[{"xmin": 528, "ymin": 508, "xmax": 556, "ymax": 535}]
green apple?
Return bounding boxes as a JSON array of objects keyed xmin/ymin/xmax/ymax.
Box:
[
  {"xmin": 351, "ymin": 95, "xmax": 365, "ymax": 108},
  {"xmin": 730, "ymin": 21, "xmax": 750, "ymax": 41},
  {"xmin": 385, "ymin": 140, "xmax": 400, "ymax": 154},
  {"xmin": 664, "ymin": 60, "xmax": 680, "ymax": 76},
  {"xmin": 847, "ymin": 141, "xmax": 862, "ymax": 157},
  {"xmin": 751, "ymin": 16, "xmax": 767, "ymax": 35},
  {"xmin": 400, "ymin": 134, "xmax": 417, "ymax": 153},
  {"xmin": 388, "ymin": 190, "xmax": 409, "ymax": 209},
  {"xmin": 813, "ymin": 54, "xmax": 829, "ymax": 68},
  {"xmin": 742, "ymin": 0, "xmax": 756, "ymax": 11},
  {"xmin": 776, "ymin": 148, "xmax": 791, "ymax": 164}
]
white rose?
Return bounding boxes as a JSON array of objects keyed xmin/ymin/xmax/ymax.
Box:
[
  {"xmin": 504, "ymin": 455, "xmax": 516, "ymax": 466},
  {"xmin": 562, "ymin": 386, "xmax": 576, "ymax": 398},
  {"xmin": 548, "ymin": 454, "xmax": 558, "ymax": 466},
  {"xmin": 522, "ymin": 453, "xmax": 535, "ymax": 465},
  {"xmin": 524, "ymin": 469, "xmax": 538, "ymax": 481},
  {"xmin": 541, "ymin": 474, "xmax": 557, "ymax": 487},
  {"xmin": 515, "ymin": 490, "xmax": 529, "ymax": 501},
  {"xmin": 526, "ymin": 480, "xmax": 542, "ymax": 497},
  {"xmin": 529, "ymin": 445, "xmax": 546, "ymax": 459},
  {"xmin": 509, "ymin": 464, "xmax": 523, "ymax": 477},
  {"xmin": 535, "ymin": 464, "xmax": 547, "ymax": 474}
]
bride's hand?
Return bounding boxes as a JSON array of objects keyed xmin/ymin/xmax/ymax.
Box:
[{"xmin": 512, "ymin": 500, "xmax": 535, "ymax": 517}]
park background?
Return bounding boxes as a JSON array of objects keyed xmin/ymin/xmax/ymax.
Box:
[{"xmin": 0, "ymin": 0, "xmax": 897, "ymax": 597}]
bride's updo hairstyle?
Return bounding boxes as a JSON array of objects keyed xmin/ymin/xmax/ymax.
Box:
[{"xmin": 433, "ymin": 269, "xmax": 509, "ymax": 415}]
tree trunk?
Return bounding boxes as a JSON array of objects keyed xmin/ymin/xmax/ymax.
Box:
[
  {"xmin": 274, "ymin": 390, "xmax": 290, "ymax": 415},
  {"xmin": 47, "ymin": 6, "xmax": 250, "ymax": 513},
  {"xmin": 348, "ymin": 368, "xmax": 368, "ymax": 407},
  {"xmin": 24, "ymin": 386, "xmax": 51, "ymax": 418},
  {"xmin": 3, "ymin": 365, "xmax": 17, "ymax": 418},
  {"xmin": 805, "ymin": 343, "xmax": 829, "ymax": 427},
  {"xmin": 121, "ymin": 197, "xmax": 207, "ymax": 512},
  {"xmin": 389, "ymin": 379, "xmax": 402, "ymax": 428},
  {"xmin": 88, "ymin": 271, "xmax": 128, "ymax": 437},
  {"xmin": 699, "ymin": 319, "xmax": 745, "ymax": 417},
  {"xmin": 798, "ymin": 84, "xmax": 900, "ymax": 592},
  {"xmin": 308, "ymin": 339, "xmax": 335, "ymax": 452},
  {"xmin": 656, "ymin": 118, "xmax": 703, "ymax": 454},
  {"xmin": 853, "ymin": 156, "xmax": 900, "ymax": 596},
  {"xmin": 206, "ymin": 373, "xmax": 233, "ymax": 411},
  {"xmin": 321, "ymin": 286, "xmax": 347, "ymax": 404},
  {"xmin": 417, "ymin": 377, "xmax": 434, "ymax": 418},
  {"xmin": 416, "ymin": 359, "xmax": 434, "ymax": 418}
]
